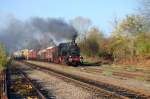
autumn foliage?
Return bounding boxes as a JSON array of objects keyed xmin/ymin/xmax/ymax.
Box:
[
  {"xmin": 0, "ymin": 44, "xmax": 7, "ymax": 69},
  {"xmin": 78, "ymin": 15, "xmax": 150, "ymax": 66}
]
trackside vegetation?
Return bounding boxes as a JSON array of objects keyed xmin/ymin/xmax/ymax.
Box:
[
  {"xmin": 0, "ymin": 43, "xmax": 7, "ymax": 70},
  {"xmin": 78, "ymin": 15, "xmax": 150, "ymax": 65}
]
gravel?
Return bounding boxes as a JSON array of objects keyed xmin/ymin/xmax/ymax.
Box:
[
  {"xmin": 17, "ymin": 62, "xmax": 101, "ymax": 99},
  {"xmin": 76, "ymin": 66, "xmax": 150, "ymax": 91},
  {"xmin": 26, "ymin": 61, "xmax": 150, "ymax": 92}
]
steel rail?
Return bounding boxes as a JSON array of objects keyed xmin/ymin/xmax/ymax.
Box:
[
  {"xmin": 17, "ymin": 68, "xmax": 46, "ymax": 99},
  {"xmin": 1, "ymin": 70, "xmax": 8, "ymax": 99},
  {"xmin": 24, "ymin": 61, "xmax": 150, "ymax": 99}
]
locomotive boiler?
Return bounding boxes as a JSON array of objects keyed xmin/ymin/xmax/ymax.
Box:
[{"xmin": 51, "ymin": 38, "xmax": 83, "ymax": 66}]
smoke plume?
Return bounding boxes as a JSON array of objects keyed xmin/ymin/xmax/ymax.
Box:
[{"xmin": 0, "ymin": 16, "xmax": 77, "ymax": 53}]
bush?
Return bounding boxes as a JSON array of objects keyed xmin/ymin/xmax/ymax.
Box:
[
  {"xmin": 0, "ymin": 44, "xmax": 7, "ymax": 69},
  {"xmin": 79, "ymin": 27, "xmax": 103, "ymax": 57}
]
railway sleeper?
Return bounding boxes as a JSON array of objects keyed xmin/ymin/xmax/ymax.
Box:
[{"xmin": 23, "ymin": 62, "xmax": 150, "ymax": 99}]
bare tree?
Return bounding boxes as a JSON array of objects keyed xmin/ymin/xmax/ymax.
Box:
[
  {"xmin": 139, "ymin": 0, "xmax": 150, "ymax": 21},
  {"xmin": 70, "ymin": 16, "xmax": 92, "ymax": 41}
]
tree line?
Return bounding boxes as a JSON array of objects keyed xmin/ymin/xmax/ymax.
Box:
[
  {"xmin": 75, "ymin": 0, "xmax": 150, "ymax": 65},
  {"xmin": 78, "ymin": 15, "xmax": 150, "ymax": 65}
]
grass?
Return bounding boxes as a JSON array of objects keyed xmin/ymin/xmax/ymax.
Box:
[
  {"xmin": 0, "ymin": 65, "xmax": 3, "ymax": 71},
  {"xmin": 103, "ymin": 64, "xmax": 144, "ymax": 73},
  {"xmin": 147, "ymin": 71, "xmax": 150, "ymax": 74},
  {"xmin": 124, "ymin": 66, "xmax": 137, "ymax": 72},
  {"xmin": 136, "ymin": 76, "xmax": 146, "ymax": 81},
  {"xmin": 101, "ymin": 71, "xmax": 112, "ymax": 76}
]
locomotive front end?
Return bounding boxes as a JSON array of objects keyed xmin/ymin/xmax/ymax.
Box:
[{"xmin": 66, "ymin": 43, "xmax": 83, "ymax": 66}]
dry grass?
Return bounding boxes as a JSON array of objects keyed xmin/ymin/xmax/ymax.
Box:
[{"xmin": 101, "ymin": 71, "xmax": 112, "ymax": 76}]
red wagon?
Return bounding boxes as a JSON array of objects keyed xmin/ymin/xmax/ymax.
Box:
[{"xmin": 28, "ymin": 50, "xmax": 37, "ymax": 60}]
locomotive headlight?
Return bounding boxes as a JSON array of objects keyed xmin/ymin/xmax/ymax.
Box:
[
  {"xmin": 80, "ymin": 56, "xmax": 83, "ymax": 62},
  {"xmin": 69, "ymin": 57, "xmax": 72, "ymax": 62},
  {"xmin": 69, "ymin": 56, "xmax": 72, "ymax": 62}
]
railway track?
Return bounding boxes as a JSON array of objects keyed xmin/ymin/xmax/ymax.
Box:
[
  {"xmin": 7, "ymin": 64, "xmax": 46, "ymax": 99},
  {"xmin": 0, "ymin": 70, "xmax": 7, "ymax": 99},
  {"xmin": 78, "ymin": 67, "xmax": 150, "ymax": 82},
  {"xmin": 23, "ymin": 61, "xmax": 150, "ymax": 99},
  {"xmin": 26, "ymin": 60, "xmax": 150, "ymax": 81}
]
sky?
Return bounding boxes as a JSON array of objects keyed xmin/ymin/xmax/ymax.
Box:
[{"xmin": 0, "ymin": 0, "xmax": 138, "ymax": 35}]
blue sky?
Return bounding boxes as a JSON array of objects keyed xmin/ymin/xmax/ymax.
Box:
[{"xmin": 0, "ymin": 0, "xmax": 138, "ymax": 35}]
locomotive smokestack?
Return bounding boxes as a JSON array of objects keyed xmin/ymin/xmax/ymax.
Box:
[{"xmin": 72, "ymin": 34, "xmax": 77, "ymax": 43}]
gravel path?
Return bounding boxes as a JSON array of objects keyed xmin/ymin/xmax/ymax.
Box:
[{"xmin": 16, "ymin": 62, "xmax": 101, "ymax": 99}]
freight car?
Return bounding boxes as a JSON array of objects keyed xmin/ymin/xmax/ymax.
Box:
[
  {"xmin": 28, "ymin": 50, "xmax": 37, "ymax": 60},
  {"xmin": 13, "ymin": 50, "xmax": 25, "ymax": 60},
  {"xmin": 45, "ymin": 47, "xmax": 54, "ymax": 62},
  {"xmin": 37, "ymin": 49, "xmax": 47, "ymax": 61},
  {"xmin": 13, "ymin": 39, "xmax": 83, "ymax": 66}
]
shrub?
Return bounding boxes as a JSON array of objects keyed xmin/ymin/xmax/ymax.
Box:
[{"xmin": 0, "ymin": 44, "xmax": 7, "ymax": 69}]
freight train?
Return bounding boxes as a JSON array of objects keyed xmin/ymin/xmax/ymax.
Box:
[{"xmin": 13, "ymin": 39, "xmax": 83, "ymax": 66}]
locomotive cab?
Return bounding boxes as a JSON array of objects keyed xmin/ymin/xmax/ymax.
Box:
[{"xmin": 58, "ymin": 42, "xmax": 83, "ymax": 66}]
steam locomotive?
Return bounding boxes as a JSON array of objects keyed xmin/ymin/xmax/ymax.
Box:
[{"xmin": 13, "ymin": 38, "xmax": 83, "ymax": 66}]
